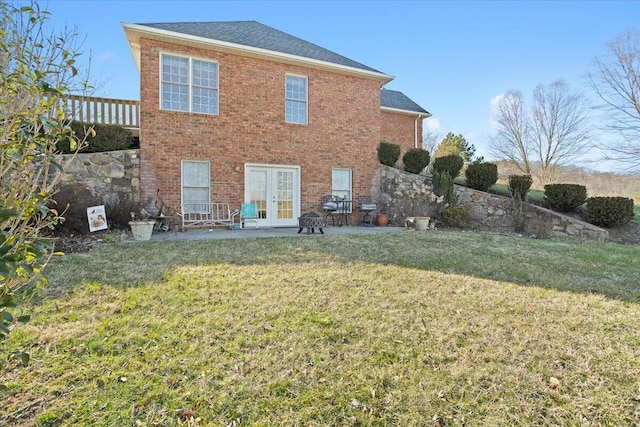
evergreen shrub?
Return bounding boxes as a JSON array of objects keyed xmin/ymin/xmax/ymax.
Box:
[
  {"xmin": 402, "ymin": 148, "xmax": 431, "ymax": 174},
  {"xmin": 586, "ymin": 197, "xmax": 634, "ymax": 228},
  {"xmin": 377, "ymin": 141, "xmax": 401, "ymax": 167},
  {"xmin": 443, "ymin": 206, "xmax": 470, "ymax": 228},
  {"xmin": 432, "ymin": 154, "xmax": 464, "ymax": 178},
  {"xmin": 56, "ymin": 121, "xmax": 133, "ymax": 153},
  {"xmin": 544, "ymin": 184, "xmax": 587, "ymax": 212},
  {"xmin": 465, "ymin": 162, "xmax": 498, "ymax": 192},
  {"xmin": 508, "ymin": 175, "xmax": 533, "ymax": 200}
]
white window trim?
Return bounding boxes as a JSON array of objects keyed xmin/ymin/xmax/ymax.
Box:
[
  {"xmin": 160, "ymin": 52, "xmax": 219, "ymax": 115},
  {"xmin": 285, "ymin": 73, "xmax": 308, "ymax": 125}
]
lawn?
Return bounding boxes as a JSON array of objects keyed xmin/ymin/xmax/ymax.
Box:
[{"xmin": 2, "ymin": 231, "xmax": 640, "ymax": 426}]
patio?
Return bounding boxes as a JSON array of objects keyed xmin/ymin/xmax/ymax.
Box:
[{"xmin": 140, "ymin": 225, "xmax": 404, "ymax": 243}]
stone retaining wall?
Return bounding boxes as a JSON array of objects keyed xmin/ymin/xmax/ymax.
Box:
[
  {"xmin": 56, "ymin": 149, "xmax": 142, "ymax": 203},
  {"xmin": 377, "ymin": 165, "xmax": 608, "ymax": 241}
]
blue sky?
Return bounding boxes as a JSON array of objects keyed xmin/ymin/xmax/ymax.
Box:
[{"xmin": 22, "ymin": 1, "xmax": 640, "ymax": 168}]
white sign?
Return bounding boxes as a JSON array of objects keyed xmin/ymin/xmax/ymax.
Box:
[{"xmin": 87, "ymin": 205, "xmax": 108, "ymax": 232}]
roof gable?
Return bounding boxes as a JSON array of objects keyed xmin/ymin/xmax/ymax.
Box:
[
  {"xmin": 140, "ymin": 21, "xmax": 381, "ymax": 73},
  {"xmin": 381, "ymin": 89, "xmax": 430, "ymax": 116},
  {"xmin": 123, "ymin": 21, "xmax": 393, "ymax": 82}
]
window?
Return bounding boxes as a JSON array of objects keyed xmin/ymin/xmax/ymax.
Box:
[
  {"xmin": 285, "ymin": 75, "xmax": 307, "ymax": 124},
  {"xmin": 161, "ymin": 54, "xmax": 218, "ymax": 114},
  {"xmin": 332, "ymin": 169, "xmax": 352, "ymax": 211},
  {"xmin": 182, "ymin": 161, "xmax": 210, "ymax": 213}
]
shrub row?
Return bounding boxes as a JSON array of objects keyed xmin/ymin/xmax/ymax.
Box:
[
  {"xmin": 544, "ymin": 184, "xmax": 587, "ymax": 212},
  {"xmin": 586, "ymin": 197, "xmax": 634, "ymax": 228},
  {"xmin": 433, "ymin": 154, "xmax": 464, "ymax": 178},
  {"xmin": 465, "ymin": 162, "xmax": 498, "ymax": 192},
  {"xmin": 56, "ymin": 121, "xmax": 134, "ymax": 153},
  {"xmin": 508, "ymin": 175, "xmax": 533, "ymax": 200}
]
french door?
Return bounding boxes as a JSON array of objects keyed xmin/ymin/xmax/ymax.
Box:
[{"xmin": 245, "ymin": 164, "xmax": 300, "ymax": 227}]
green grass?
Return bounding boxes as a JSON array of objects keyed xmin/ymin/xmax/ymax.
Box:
[{"xmin": 2, "ymin": 231, "xmax": 640, "ymax": 426}]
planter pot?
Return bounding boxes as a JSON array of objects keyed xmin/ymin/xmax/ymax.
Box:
[
  {"xmin": 376, "ymin": 213, "xmax": 389, "ymax": 227},
  {"xmin": 415, "ymin": 216, "xmax": 430, "ymax": 231},
  {"xmin": 128, "ymin": 220, "xmax": 156, "ymax": 241}
]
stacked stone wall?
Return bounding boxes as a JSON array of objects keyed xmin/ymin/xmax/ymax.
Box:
[
  {"xmin": 56, "ymin": 149, "xmax": 142, "ymax": 204},
  {"xmin": 378, "ymin": 165, "xmax": 608, "ymax": 241}
]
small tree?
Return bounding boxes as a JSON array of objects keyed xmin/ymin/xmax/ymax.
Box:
[
  {"xmin": 508, "ymin": 175, "xmax": 533, "ymax": 232},
  {"xmin": 1, "ymin": 2, "xmax": 89, "ymax": 348},
  {"xmin": 433, "ymin": 132, "xmax": 480, "ymax": 163}
]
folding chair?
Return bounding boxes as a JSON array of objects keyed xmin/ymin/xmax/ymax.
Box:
[{"xmin": 240, "ymin": 202, "xmax": 259, "ymax": 229}]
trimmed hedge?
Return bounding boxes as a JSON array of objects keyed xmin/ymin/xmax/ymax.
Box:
[
  {"xmin": 544, "ymin": 184, "xmax": 587, "ymax": 212},
  {"xmin": 586, "ymin": 197, "xmax": 634, "ymax": 228},
  {"xmin": 56, "ymin": 121, "xmax": 134, "ymax": 153},
  {"xmin": 432, "ymin": 154, "xmax": 464, "ymax": 178},
  {"xmin": 377, "ymin": 141, "xmax": 401, "ymax": 167},
  {"xmin": 508, "ymin": 175, "xmax": 533, "ymax": 200},
  {"xmin": 403, "ymin": 148, "xmax": 431, "ymax": 174},
  {"xmin": 465, "ymin": 162, "xmax": 498, "ymax": 192}
]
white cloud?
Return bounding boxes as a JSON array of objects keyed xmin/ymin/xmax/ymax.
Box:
[
  {"xmin": 488, "ymin": 93, "xmax": 506, "ymax": 135},
  {"xmin": 97, "ymin": 51, "xmax": 116, "ymax": 61},
  {"xmin": 424, "ymin": 117, "xmax": 440, "ymax": 132}
]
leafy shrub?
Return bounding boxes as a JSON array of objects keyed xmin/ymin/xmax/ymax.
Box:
[
  {"xmin": 50, "ymin": 184, "xmax": 103, "ymax": 235},
  {"xmin": 508, "ymin": 175, "xmax": 533, "ymax": 200},
  {"xmin": 465, "ymin": 162, "xmax": 498, "ymax": 192},
  {"xmin": 377, "ymin": 141, "xmax": 401, "ymax": 167},
  {"xmin": 402, "ymin": 148, "xmax": 430, "ymax": 174},
  {"xmin": 56, "ymin": 121, "xmax": 133, "ymax": 153},
  {"xmin": 544, "ymin": 184, "xmax": 587, "ymax": 212},
  {"xmin": 443, "ymin": 206, "xmax": 470, "ymax": 228},
  {"xmin": 104, "ymin": 191, "xmax": 142, "ymax": 230},
  {"xmin": 433, "ymin": 171, "xmax": 458, "ymax": 207},
  {"xmin": 432, "ymin": 154, "xmax": 464, "ymax": 178},
  {"xmin": 586, "ymin": 197, "xmax": 634, "ymax": 227}
]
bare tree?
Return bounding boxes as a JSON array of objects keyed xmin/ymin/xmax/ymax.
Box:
[
  {"xmin": 589, "ymin": 30, "xmax": 640, "ymax": 173},
  {"xmin": 490, "ymin": 83, "xmax": 592, "ymax": 185},
  {"xmin": 531, "ymin": 81, "xmax": 593, "ymax": 185},
  {"xmin": 489, "ymin": 91, "xmax": 532, "ymax": 175}
]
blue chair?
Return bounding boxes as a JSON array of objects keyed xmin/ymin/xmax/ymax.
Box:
[{"xmin": 241, "ymin": 202, "xmax": 259, "ymax": 229}]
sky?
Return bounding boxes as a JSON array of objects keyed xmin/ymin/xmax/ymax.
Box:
[{"xmin": 15, "ymin": 0, "xmax": 640, "ymax": 171}]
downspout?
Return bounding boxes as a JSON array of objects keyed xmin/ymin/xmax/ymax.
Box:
[{"xmin": 414, "ymin": 114, "xmax": 425, "ymax": 149}]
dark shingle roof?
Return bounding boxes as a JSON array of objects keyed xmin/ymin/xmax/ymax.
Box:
[
  {"xmin": 381, "ymin": 89, "xmax": 430, "ymax": 115},
  {"xmin": 137, "ymin": 21, "xmax": 382, "ymax": 74}
]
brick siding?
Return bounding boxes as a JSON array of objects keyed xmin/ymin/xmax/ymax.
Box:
[{"xmin": 139, "ymin": 37, "xmax": 422, "ymax": 218}]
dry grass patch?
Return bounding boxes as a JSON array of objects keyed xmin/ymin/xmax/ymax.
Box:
[{"xmin": 2, "ymin": 232, "xmax": 640, "ymax": 425}]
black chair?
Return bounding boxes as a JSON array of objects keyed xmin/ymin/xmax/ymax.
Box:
[
  {"xmin": 321, "ymin": 195, "xmax": 338, "ymax": 225},
  {"xmin": 357, "ymin": 195, "xmax": 377, "ymax": 226}
]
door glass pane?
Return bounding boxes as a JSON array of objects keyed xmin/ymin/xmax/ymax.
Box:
[
  {"xmin": 277, "ymin": 171, "xmax": 294, "ymax": 219},
  {"xmin": 248, "ymin": 170, "xmax": 268, "ymax": 219}
]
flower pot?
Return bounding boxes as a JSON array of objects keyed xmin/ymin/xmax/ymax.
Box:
[
  {"xmin": 415, "ymin": 216, "xmax": 430, "ymax": 231},
  {"xmin": 128, "ymin": 220, "xmax": 156, "ymax": 241},
  {"xmin": 376, "ymin": 213, "xmax": 389, "ymax": 227}
]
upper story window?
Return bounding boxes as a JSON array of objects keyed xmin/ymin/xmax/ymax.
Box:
[
  {"xmin": 285, "ymin": 75, "xmax": 307, "ymax": 124},
  {"xmin": 161, "ymin": 54, "xmax": 218, "ymax": 115}
]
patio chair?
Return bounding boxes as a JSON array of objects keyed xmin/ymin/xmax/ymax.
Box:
[
  {"xmin": 357, "ymin": 195, "xmax": 377, "ymax": 226},
  {"xmin": 321, "ymin": 195, "xmax": 339, "ymax": 226},
  {"xmin": 240, "ymin": 202, "xmax": 259, "ymax": 229}
]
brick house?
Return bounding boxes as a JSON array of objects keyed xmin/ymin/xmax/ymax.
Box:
[{"xmin": 122, "ymin": 21, "xmax": 429, "ymax": 227}]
